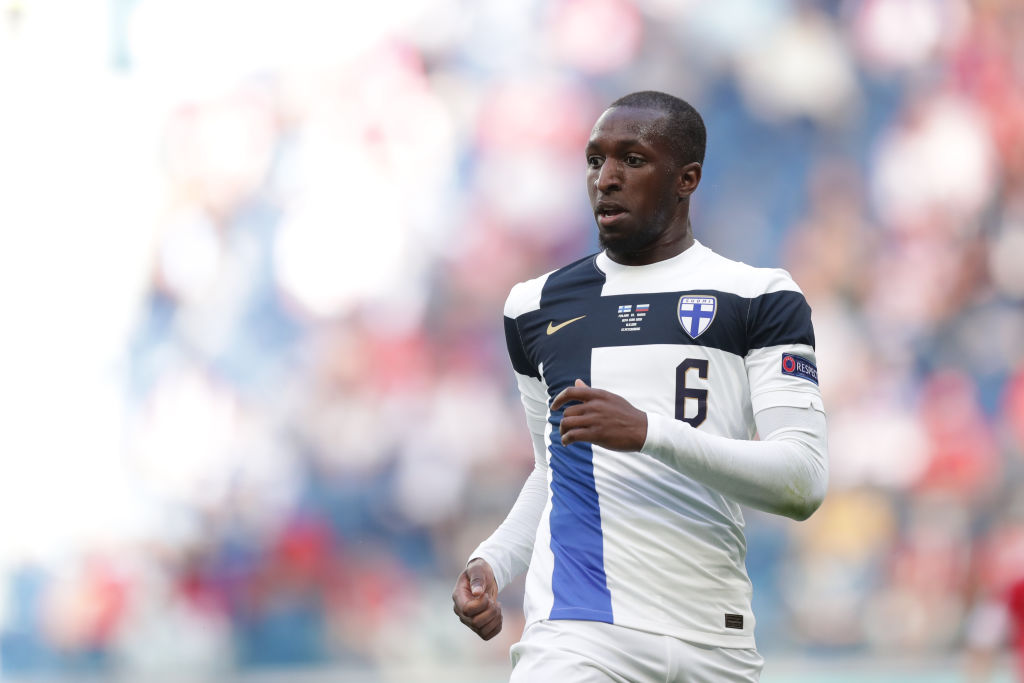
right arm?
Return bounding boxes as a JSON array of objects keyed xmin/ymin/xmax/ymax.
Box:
[
  {"xmin": 468, "ymin": 371, "xmax": 549, "ymax": 590},
  {"xmin": 452, "ymin": 311, "xmax": 551, "ymax": 640}
]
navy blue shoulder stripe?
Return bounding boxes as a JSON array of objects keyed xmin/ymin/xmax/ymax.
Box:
[
  {"xmin": 539, "ymin": 253, "xmax": 604, "ymax": 308},
  {"xmin": 746, "ymin": 289, "xmax": 815, "ymax": 351}
]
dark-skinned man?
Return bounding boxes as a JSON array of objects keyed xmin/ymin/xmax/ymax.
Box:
[{"xmin": 453, "ymin": 91, "xmax": 828, "ymax": 682}]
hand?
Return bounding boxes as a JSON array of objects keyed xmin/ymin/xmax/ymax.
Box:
[
  {"xmin": 550, "ymin": 379, "xmax": 648, "ymax": 451},
  {"xmin": 452, "ymin": 558, "xmax": 502, "ymax": 640}
]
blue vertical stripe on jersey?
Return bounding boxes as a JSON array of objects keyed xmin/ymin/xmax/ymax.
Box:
[
  {"xmin": 534, "ymin": 255, "xmax": 614, "ymax": 622},
  {"xmin": 547, "ymin": 423, "xmax": 613, "ymax": 622}
]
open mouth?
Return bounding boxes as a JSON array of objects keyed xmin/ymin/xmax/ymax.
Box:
[
  {"xmin": 596, "ymin": 203, "xmax": 627, "ymax": 225},
  {"xmin": 598, "ymin": 200, "xmax": 626, "ymax": 224}
]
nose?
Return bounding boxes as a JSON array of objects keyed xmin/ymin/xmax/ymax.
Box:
[{"xmin": 594, "ymin": 159, "xmax": 622, "ymax": 193}]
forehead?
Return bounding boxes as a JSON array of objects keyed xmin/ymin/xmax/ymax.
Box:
[{"xmin": 588, "ymin": 106, "xmax": 670, "ymax": 148}]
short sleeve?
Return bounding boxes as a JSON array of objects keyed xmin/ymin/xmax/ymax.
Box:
[
  {"xmin": 503, "ymin": 279, "xmax": 546, "ymax": 382},
  {"xmin": 504, "ymin": 315, "xmax": 539, "ymax": 380},
  {"xmin": 744, "ymin": 283, "xmax": 824, "ymax": 415},
  {"xmin": 503, "ymin": 284, "xmax": 550, "ymax": 439}
]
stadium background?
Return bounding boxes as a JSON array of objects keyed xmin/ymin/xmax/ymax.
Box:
[{"xmin": 1, "ymin": 0, "xmax": 1023, "ymax": 681}]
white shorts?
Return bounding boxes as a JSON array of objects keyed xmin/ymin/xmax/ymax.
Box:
[{"xmin": 509, "ymin": 620, "xmax": 763, "ymax": 683}]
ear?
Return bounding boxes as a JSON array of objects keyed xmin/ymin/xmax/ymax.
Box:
[{"xmin": 677, "ymin": 162, "xmax": 702, "ymax": 199}]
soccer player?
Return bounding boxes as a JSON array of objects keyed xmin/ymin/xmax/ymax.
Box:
[{"xmin": 452, "ymin": 91, "xmax": 828, "ymax": 682}]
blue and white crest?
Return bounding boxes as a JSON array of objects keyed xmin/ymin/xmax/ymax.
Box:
[{"xmin": 678, "ymin": 295, "xmax": 717, "ymax": 339}]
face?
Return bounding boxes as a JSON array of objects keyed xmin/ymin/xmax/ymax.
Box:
[{"xmin": 586, "ymin": 106, "xmax": 695, "ymax": 264}]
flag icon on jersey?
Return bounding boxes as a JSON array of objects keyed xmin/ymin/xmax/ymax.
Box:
[
  {"xmin": 618, "ymin": 304, "xmax": 632, "ymax": 314},
  {"xmin": 635, "ymin": 304, "xmax": 649, "ymax": 313},
  {"xmin": 678, "ymin": 295, "xmax": 717, "ymax": 339}
]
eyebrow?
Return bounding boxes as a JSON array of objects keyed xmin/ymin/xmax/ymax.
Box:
[{"xmin": 585, "ymin": 137, "xmax": 652, "ymax": 152}]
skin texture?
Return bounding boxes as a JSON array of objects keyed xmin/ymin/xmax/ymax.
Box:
[
  {"xmin": 585, "ymin": 106, "xmax": 702, "ymax": 266},
  {"xmin": 453, "ymin": 105, "xmax": 703, "ymax": 640},
  {"xmin": 551, "ymin": 379, "xmax": 648, "ymax": 450}
]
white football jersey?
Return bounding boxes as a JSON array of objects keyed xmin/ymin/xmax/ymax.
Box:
[{"xmin": 476, "ymin": 241, "xmax": 824, "ymax": 649}]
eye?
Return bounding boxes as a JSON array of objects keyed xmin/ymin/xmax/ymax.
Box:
[
  {"xmin": 625, "ymin": 154, "xmax": 644, "ymax": 166},
  {"xmin": 586, "ymin": 155, "xmax": 603, "ymax": 169}
]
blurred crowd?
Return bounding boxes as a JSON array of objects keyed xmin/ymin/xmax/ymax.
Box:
[{"xmin": 2, "ymin": 0, "xmax": 1024, "ymax": 678}]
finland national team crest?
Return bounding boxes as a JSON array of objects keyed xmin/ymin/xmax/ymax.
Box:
[{"xmin": 678, "ymin": 295, "xmax": 717, "ymax": 339}]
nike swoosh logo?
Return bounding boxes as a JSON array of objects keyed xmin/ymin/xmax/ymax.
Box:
[{"xmin": 547, "ymin": 315, "xmax": 586, "ymax": 335}]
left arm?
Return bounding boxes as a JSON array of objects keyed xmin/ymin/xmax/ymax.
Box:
[{"xmin": 553, "ymin": 380, "xmax": 827, "ymax": 520}]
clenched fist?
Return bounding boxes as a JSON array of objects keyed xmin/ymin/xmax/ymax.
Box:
[{"xmin": 452, "ymin": 558, "xmax": 503, "ymax": 640}]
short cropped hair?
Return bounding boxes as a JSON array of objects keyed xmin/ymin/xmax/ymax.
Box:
[{"xmin": 609, "ymin": 91, "xmax": 706, "ymax": 167}]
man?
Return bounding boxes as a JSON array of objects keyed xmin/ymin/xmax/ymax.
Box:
[{"xmin": 452, "ymin": 91, "xmax": 828, "ymax": 682}]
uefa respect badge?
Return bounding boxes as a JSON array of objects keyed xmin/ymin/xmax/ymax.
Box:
[{"xmin": 781, "ymin": 353, "xmax": 818, "ymax": 384}]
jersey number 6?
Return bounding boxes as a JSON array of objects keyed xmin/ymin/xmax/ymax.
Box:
[{"xmin": 675, "ymin": 358, "xmax": 708, "ymax": 427}]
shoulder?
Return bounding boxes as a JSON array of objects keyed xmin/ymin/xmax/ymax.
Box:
[
  {"xmin": 504, "ymin": 271, "xmax": 551, "ymax": 319},
  {"xmin": 503, "ymin": 253, "xmax": 601, "ymax": 318},
  {"xmin": 700, "ymin": 248, "xmax": 804, "ymax": 299},
  {"xmin": 695, "ymin": 247, "xmax": 813, "ymax": 346}
]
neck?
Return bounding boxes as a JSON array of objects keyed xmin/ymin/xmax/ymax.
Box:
[{"xmin": 606, "ymin": 218, "xmax": 694, "ymax": 266}]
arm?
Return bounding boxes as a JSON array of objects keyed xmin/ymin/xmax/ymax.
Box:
[
  {"xmin": 467, "ymin": 374, "xmax": 549, "ymax": 590},
  {"xmin": 642, "ymin": 403, "xmax": 827, "ymax": 520},
  {"xmin": 453, "ymin": 371, "xmax": 550, "ymax": 640},
  {"xmin": 553, "ymin": 380, "xmax": 827, "ymax": 521},
  {"xmin": 467, "ymin": 459, "xmax": 547, "ymax": 589},
  {"xmin": 450, "ymin": 454, "xmax": 546, "ymax": 641},
  {"xmin": 468, "ymin": 306, "xmax": 552, "ymax": 586}
]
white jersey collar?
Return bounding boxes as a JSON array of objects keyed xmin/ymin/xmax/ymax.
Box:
[{"xmin": 595, "ymin": 239, "xmax": 711, "ymax": 276}]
